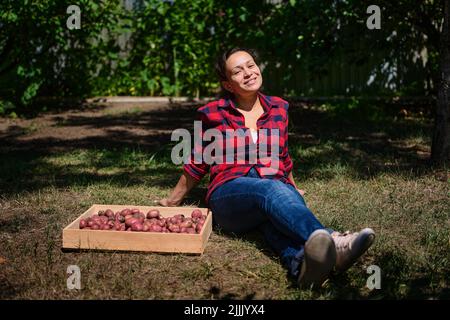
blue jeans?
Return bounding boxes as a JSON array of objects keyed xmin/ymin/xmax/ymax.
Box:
[{"xmin": 209, "ymin": 167, "xmax": 331, "ymax": 278}]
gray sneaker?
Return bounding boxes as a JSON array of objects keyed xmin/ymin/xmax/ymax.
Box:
[
  {"xmin": 298, "ymin": 229, "xmax": 336, "ymax": 289},
  {"xmin": 331, "ymin": 228, "xmax": 375, "ymax": 273}
]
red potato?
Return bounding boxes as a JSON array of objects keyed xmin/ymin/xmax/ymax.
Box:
[
  {"xmin": 120, "ymin": 209, "xmax": 131, "ymax": 217},
  {"xmin": 180, "ymin": 220, "xmax": 193, "ymax": 228},
  {"xmin": 105, "ymin": 209, "xmax": 114, "ymax": 218},
  {"xmin": 191, "ymin": 209, "xmax": 203, "ymax": 219},
  {"xmin": 115, "ymin": 212, "xmax": 125, "ymax": 223},
  {"xmin": 91, "ymin": 216, "xmax": 102, "ymax": 223},
  {"xmin": 131, "ymin": 222, "xmax": 143, "ymax": 232},
  {"xmin": 133, "ymin": 212, "xmax": 143, "ymax": 218},
  {"xmin": 79, "ymin": 207, "xmax": 207, "ymax": 233},
  {"xmin": 146, "ymin": 209, "xmax": 160, "ymax": 219},
  {"xmin": 186, "ymin": 228, "xmax": 196, "ymax": 234},
  {"xmin": 125, "ymin": 217, "xmax": 139, "ymax": 227},
  {"xmin": 196, "ymin": 217, "xmax": 206, "ymax": 225},
  {"xmin": 99, "ymin": 216, "xmax": 109, "ymax": 224},
  {"xmin": 196, "ymin": 222, "xmax": 204, "ymax": 233},
  {"xmin": 168, "ymin": 224, "xmax": 180, "ymax": 233},
  {"xmin": 133, "ymin": 212, "xmax": 145, "ymax": 223},
  {"xmin": 79, "ymin": 219, "xmax": 87, "ymax": 229},
  {"xmin": 91, "ymin": 224, "xmax": 100, "ymax": 230},
  {"xmin": 150, "ymin": 225, "xmax": 163, "ymax": 233},
  {"xmin": 168, "ymin": 217, "xmax": 178, "ymax": 224},
  {"xmin": 157, "ymin": 219, "xmax": 166, "ymax": 227}
]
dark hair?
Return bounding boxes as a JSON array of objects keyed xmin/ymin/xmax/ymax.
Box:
[{"xmin": 215, "ymin": 47, "xmax": 259, "ymax": 98}]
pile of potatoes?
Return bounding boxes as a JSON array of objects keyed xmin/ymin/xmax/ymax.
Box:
[{"xmin": 78, "ymin": 208, "xmax": 206, "ymax": 234}]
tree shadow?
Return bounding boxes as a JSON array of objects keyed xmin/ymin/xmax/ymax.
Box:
[
  {"xmin": 327, "ymin": 249, "xmax": 450, "ymax": 299},
  {"xmin": 287, "ymin": 100, "xmax": 437, "ymax": 181},
  {"xmin": 0, "ymin": 99, "xmax": 441, "ymax": 198},
  {"xmin": 1, "ymin": 99, "xmax": 446, "ymax": 300},
  {"xmin": 210, "ymin": 224, "xmax": 450, "ymax": 299}
]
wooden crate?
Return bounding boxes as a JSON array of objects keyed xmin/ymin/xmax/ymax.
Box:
[{"xmin": 62, "ymin": 204, "xmax": 212, "ymax": 254}]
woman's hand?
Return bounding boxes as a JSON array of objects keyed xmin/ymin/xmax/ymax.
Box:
[
  {"xmin": 287, "ymin": 171, "xmax": 305, "ymax": 197},
  {"xmin": 157, "ymin": 198, "xmax": 181, "ymax": 207},
  {"xmin": 154, "ymin": 172, "xmax": 199, "ymax": 207}
]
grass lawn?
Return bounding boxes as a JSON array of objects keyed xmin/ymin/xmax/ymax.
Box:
[{"xmin": 0, "ymin": 100, "xmax": 449, "ymax": 299}]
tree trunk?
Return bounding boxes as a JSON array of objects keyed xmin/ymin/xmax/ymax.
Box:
[{"xmin": 431, "ymin": 0, "xmax": 450, "ymax": 166}]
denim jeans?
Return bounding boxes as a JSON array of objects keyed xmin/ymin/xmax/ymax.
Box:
[{"xmin": 209, "ymin": 167, "xmax": 331, "ymax": 278}]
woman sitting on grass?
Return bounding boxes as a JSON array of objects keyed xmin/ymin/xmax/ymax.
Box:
[{"xmin": 159, "ymin": 47, "xmax": 375, "ymax": 288}]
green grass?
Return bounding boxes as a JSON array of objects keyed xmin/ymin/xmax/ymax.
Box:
[{"xmin": 0, "ymin": 102, "xmax": 449, "ymax": 299}]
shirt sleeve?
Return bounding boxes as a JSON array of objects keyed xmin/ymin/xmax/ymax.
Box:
[
  {"xmin": 183, "ymin": 111, "xmax": 211, "ymax": 181},
  {"xmin": 280, "ymin": 103, "xmax": 293, "ymax": 174}
]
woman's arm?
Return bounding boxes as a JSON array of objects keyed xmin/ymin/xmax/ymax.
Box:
[
  {"xmin": 158, "ymin": 172, "xmax": 199, "ymax": 207},
  {"xmin": 159, "ymin": 109, "xmax": 211, "ymax": 207},
  {"xmin": 287, "ymin": 170, "xmax": 305, "ymax": 196}
]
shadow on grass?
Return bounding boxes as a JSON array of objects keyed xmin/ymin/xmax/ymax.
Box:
[
  {"xmin": 208, "ymin": 285, "xmax": 256, "ymax": 300},
  {"xmin": 0, "ymin": 277, "xmax": 24, "ymax": 299},
  {"xmin": 1, "ymin": 99, "xmax": 447, "ymax": 300},
  {"xmin": 0, "ymin": 214, "xmax": 38, "ymax": 234},
  {"xmin": 210, "ymin": 225, "xmax": 450, "ymax": 300},
  {"xmin": 0, "ymin": 100, "xmax": 439, "ymax": 199},
  {"xmin": 328, "ymin": 249, "xmax": 450, "ymax": 299},
  {"xmin": 287, "ymin": 102, "xmax": 436, "ymax": 181}
]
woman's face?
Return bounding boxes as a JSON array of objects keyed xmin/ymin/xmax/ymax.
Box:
[{"xmin": 222, "ymin": 51, "xmax": 263, "ymax": 96}]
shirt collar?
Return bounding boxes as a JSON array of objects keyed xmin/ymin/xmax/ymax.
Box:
[{"xmin": 219, "ymin": 91, "xmax": 273, "ymax": 113}]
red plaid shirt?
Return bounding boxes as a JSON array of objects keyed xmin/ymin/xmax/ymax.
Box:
[{"xmin": 183, "ymin": 91, "xmax": 294, "ymax": 204}]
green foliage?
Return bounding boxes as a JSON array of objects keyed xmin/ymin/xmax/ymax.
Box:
[
  {"xmin": 0, "ymin": 0, "xmax": 445, "ymax": 114},
  {"xmin": 0, "ymin": 0, "xmax": 123, "ymax": 110},
  {"xmin": 0, "ymin": 99, "xmax": 15, "ymax": 115}
]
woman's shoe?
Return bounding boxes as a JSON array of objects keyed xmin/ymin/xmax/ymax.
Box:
[
  {"xmin": 331, "ymin": 228, "xmax": 375, "ymax": 273},
  {"xmin": 298, "ymin": 229, "xmax": 336, "ymax": 289}
]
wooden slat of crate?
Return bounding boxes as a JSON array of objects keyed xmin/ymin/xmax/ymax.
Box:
[{"xmin": 62, "ymin": 204, "xmax": 212, "ymax": 254}]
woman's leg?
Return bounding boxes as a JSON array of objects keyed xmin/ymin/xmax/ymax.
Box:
[
  {"xmin": 210, "ymin": 176, "xmax": 326, "ymax": 243},
  {"xmin": 209, "ymin": 170, "xmax": 328, "ymax": 277},
  {"xmin": 258, "ymin": 221, "xmax": 305, "ymax": 277}
]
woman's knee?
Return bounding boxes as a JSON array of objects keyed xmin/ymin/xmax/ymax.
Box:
[{"xmin": 262, "ymin": 180, "xmax": 300, "ymax": 203}]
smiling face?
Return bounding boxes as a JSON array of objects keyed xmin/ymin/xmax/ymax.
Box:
[{"xmin": 221, "ymin": 51, "xmax": 263, "ymax": 97}]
